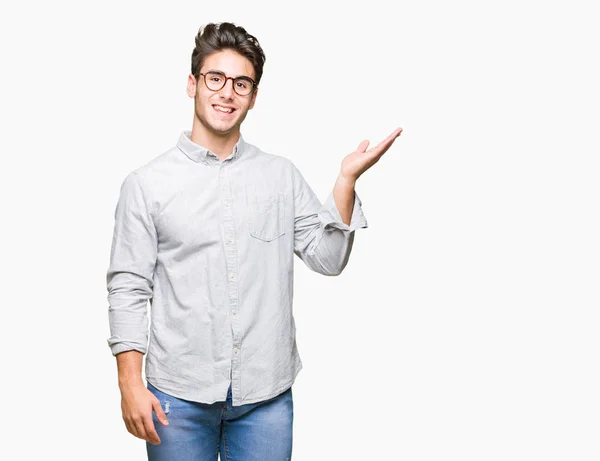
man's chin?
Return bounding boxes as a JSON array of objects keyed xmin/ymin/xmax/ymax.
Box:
[
  {"xmin": 208, "ymin": 122, "xmax": 238, "ymax": 136},
  {"xmin": 196, "ymin": 110, "xmax": 243, "ymax": 136}
]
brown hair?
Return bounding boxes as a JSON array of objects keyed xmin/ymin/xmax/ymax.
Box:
[{"xmin": 191, "ymin": 22, "xmax": 266, "ymax": 87}]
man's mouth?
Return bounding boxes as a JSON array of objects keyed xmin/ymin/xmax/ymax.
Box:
[{"xmin": 212, "ymin": 104, "xmax": 236, "ymax": 115}]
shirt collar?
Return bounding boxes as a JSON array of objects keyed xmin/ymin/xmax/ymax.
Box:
[{"xmin": 177, "ymin": 130, "xmax": 246, "ymax": 165}]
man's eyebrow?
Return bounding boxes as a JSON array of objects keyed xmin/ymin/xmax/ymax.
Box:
[{"xmin": 206, "ymin": 69, "xmax": 254, "ymax": 80}]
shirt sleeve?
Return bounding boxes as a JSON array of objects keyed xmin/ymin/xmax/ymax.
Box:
[
  {"xmin": 106, "ymin": 171, "xmax": 158, "ymax": 356},
  {"xmin": 291, "ymin": 162, "xmax": 368, "ymax": 275}
]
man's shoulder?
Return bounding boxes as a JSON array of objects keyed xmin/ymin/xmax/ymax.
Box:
[
  {"xmin": 129, "ymin": 145, "xmax": 181, "ymax": 179},
  {"xmin": 116, "ymin": 145, "xmax": 181, "ymax": 200}
]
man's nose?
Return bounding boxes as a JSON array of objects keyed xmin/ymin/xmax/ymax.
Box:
[{"xmin": 220, "ymin": 78, "xmax": 235, "ymax": 98}]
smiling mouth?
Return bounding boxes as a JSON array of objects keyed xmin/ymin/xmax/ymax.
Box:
[{"xmin": 213, "ymin": 104, "xmax": 236, "ymax": 116}]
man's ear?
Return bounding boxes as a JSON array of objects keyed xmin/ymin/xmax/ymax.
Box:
[
  {"xmin": 248, "ymin": 87, "xmax": 259, "ymax": 110},
  {"xmin": 186, "ymin": 74, "xmax": 197, "ymax": 98}
]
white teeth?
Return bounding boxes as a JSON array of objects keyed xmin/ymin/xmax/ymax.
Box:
[{"xmin": 214, "ymin": 105, "xmax": 233, "ymax": 113}]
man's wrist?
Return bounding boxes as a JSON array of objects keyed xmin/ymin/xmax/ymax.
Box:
[
  {"xmin": 116, "ymin": 350, "xmax": 144, "ymax": 389},
  {"xmin": 336, "ymin": 172, "xmax": 357, "ymax": 188},
  {"xmin": 118, "ymin": 375, "xmax": 145, "ymax": 390}
]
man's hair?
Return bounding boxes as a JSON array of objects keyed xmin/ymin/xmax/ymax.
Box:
[{"xmin": 191, "ymin": 22, "xmax": 266, "ymax": 87}]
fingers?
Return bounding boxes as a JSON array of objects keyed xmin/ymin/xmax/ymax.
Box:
[
  {"xmin": 356, "ymin": 127, "xmax": 402, "ymax": 157},
  {"xmin": 152, "ymin": 398, "xmax": 169, "ymax": 426},
  {"xmin": 126, "ymin": 414, "xmax": 161, "ymax": 445},
  {"xmin": 371, "ymin": 127, "xmax": 403, "ymax": 156},
  {"xmin": 122, "ymin": 396, "xmax": 165, "ymax": 445},
  {"xmin": 133, "ymin": 417, "xmax": 152, "ymax": 443},
  {"xmin": 356, "ymin": 139, "xmax": 370, "ymax": 153},
  {"xmin": 125, "ymin": 413, "xmax": 155, "ymax": 444},
  {"xmin": 143, "ymin": 414, "xmax": 162, "ymax": 445},
  {"xmin": 124, "ymin": 414, "xmax": 159, "ymax": 445},
  {"xmin": 139, "ymin": 397, "xmax": 165, "ymax": 445},
  {"xmin": 381, "ymin": 127, "xmax": 403, "ymax": 146}
]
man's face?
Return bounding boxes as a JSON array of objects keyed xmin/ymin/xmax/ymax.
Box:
[{"xmin": 187, "ymin": 49, "xmax": 258, "ymax": 137}]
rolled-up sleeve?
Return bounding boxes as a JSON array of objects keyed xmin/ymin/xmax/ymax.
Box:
[
  {"xmin": 106, "ymin": 171, "xmax": 157, "ymax": 356},
  {"xmin": 291, "ymin": 162, "xmax": 368, "ymax": 276}
]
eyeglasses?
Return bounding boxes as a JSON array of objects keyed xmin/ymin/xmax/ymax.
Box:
[{"xmin": 199, "ymin": 71, "xmax": 257, "ymax": 96}]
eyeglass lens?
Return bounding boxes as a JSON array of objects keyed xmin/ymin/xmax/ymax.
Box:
[{"xmin": 204, "ymin": 72, "xmax": 254, "ymax": 95}]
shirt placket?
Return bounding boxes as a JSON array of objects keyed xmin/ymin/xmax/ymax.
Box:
[{"xmin": 219, "ymin": 161, "xmax": 242, "ymax": 403}]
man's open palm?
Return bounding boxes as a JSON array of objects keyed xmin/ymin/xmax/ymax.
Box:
[{"xmin": 340, "ymin": 127, "xmax": 403, "ymax": 182}]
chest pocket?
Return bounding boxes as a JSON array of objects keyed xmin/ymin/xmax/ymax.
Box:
[{"xmin": 246, "ymin": 185, "xmax": 285, "ymax": 242}]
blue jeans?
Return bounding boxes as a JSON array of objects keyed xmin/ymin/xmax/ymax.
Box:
[{"xmin": 146, "ymin": 381, "xmax": 293, "ymax": 461}]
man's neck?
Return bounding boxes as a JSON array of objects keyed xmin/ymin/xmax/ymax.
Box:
[{"xmin": 190, "ymin": 118, "xmax": 240, "ymax": 161}]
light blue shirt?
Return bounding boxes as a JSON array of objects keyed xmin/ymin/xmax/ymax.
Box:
[{"xmin": 106, "ymin": 130, "xmax": 368, "ymax": 405}]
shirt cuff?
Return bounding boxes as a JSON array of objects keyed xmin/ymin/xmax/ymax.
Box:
[
  {"xmin": 108, "ymin": 341, "xmax": 147, "ymax": 357},
  {"xmin": 317, "ymin": 190, "xmax": 368, "ymax": 232}
]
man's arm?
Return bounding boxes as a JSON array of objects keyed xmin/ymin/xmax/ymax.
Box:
[
  {"xmin": 116, "ymin": 350, "xmax": 167, "ymax": 445},
  {"xmin": 116, "ymin": 350, "xmax": 144, "ymax": 388},
  {"xmin": 333, "ymin": 173, "xmax": 357, "ymax": 226},
  {"xmin": 106, "ymin": 172, "xmax": 167, "ymax": 445},
  {"xmin": 292, "ymin": 128, "xmax": 402, "ymax": 275},
  {"xmin": 333, "ymin": 128, "xmax": 403, "ymax": 227},
  {"xmin": 292, "ymin": 163, "xmax": 368, "ymax": 276},
  {"xmin": 107, "ymin": 171, "xmax": 156, "ymax": 356}
]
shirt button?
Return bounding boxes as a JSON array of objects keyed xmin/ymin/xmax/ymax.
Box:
[
  {"xmin": 232, "ymin": 310, "xmax": 238, "ymax": 316},
  {"xmin": 226, "ymin": 235, "xmax": 233, "ymax": 243},
  {"xmin": 233, "ymin": 347, "xmax": 239, "ymax": 354},
  {"xmin": 229, "ymin": 273, "xmax": 236, "ymax": 280}
]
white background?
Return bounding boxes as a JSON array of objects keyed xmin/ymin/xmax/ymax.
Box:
[{"xmin": 1, "ymin": 0, "xmax": 599, "ymax": 459}]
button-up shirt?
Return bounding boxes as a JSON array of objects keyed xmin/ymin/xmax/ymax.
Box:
[{"xmin": 106, "ymin": 130, "xmax": 368, "ymax": 406}]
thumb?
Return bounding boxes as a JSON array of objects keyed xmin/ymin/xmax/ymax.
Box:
[
  {"xmin": 152, "ymin": 398, "xmax": 169, "ymax": 426},
  {"xmin": 356, "ymin": 140, "xmax": 370, "ymax": 153}
]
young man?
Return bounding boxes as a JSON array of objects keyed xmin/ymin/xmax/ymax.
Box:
[{"xmin": 106, "ymin": 22, "xmax": 402, "ymax": 461}]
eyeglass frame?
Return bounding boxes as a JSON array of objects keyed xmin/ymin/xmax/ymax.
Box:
[{"xmin": 198, "ymin": 71, "xmax": 258, "ymax": 96}]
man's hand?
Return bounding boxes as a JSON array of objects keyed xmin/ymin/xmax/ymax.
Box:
[
  {"xmin": 339, "ymin": 127, "xmax": 403, "ymax": 182},
  {"xmin": 120, "ymin": 381, "xmax": 169, "ymax": 445}
]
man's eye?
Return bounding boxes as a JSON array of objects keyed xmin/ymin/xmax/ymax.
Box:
[
  {"xmin": 236, "ymin": 81, "xmax": 248, "ymax": 89},
  {"xmin": 211, "ymin": 76, "xmax": 223, "ymax": 83}
]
